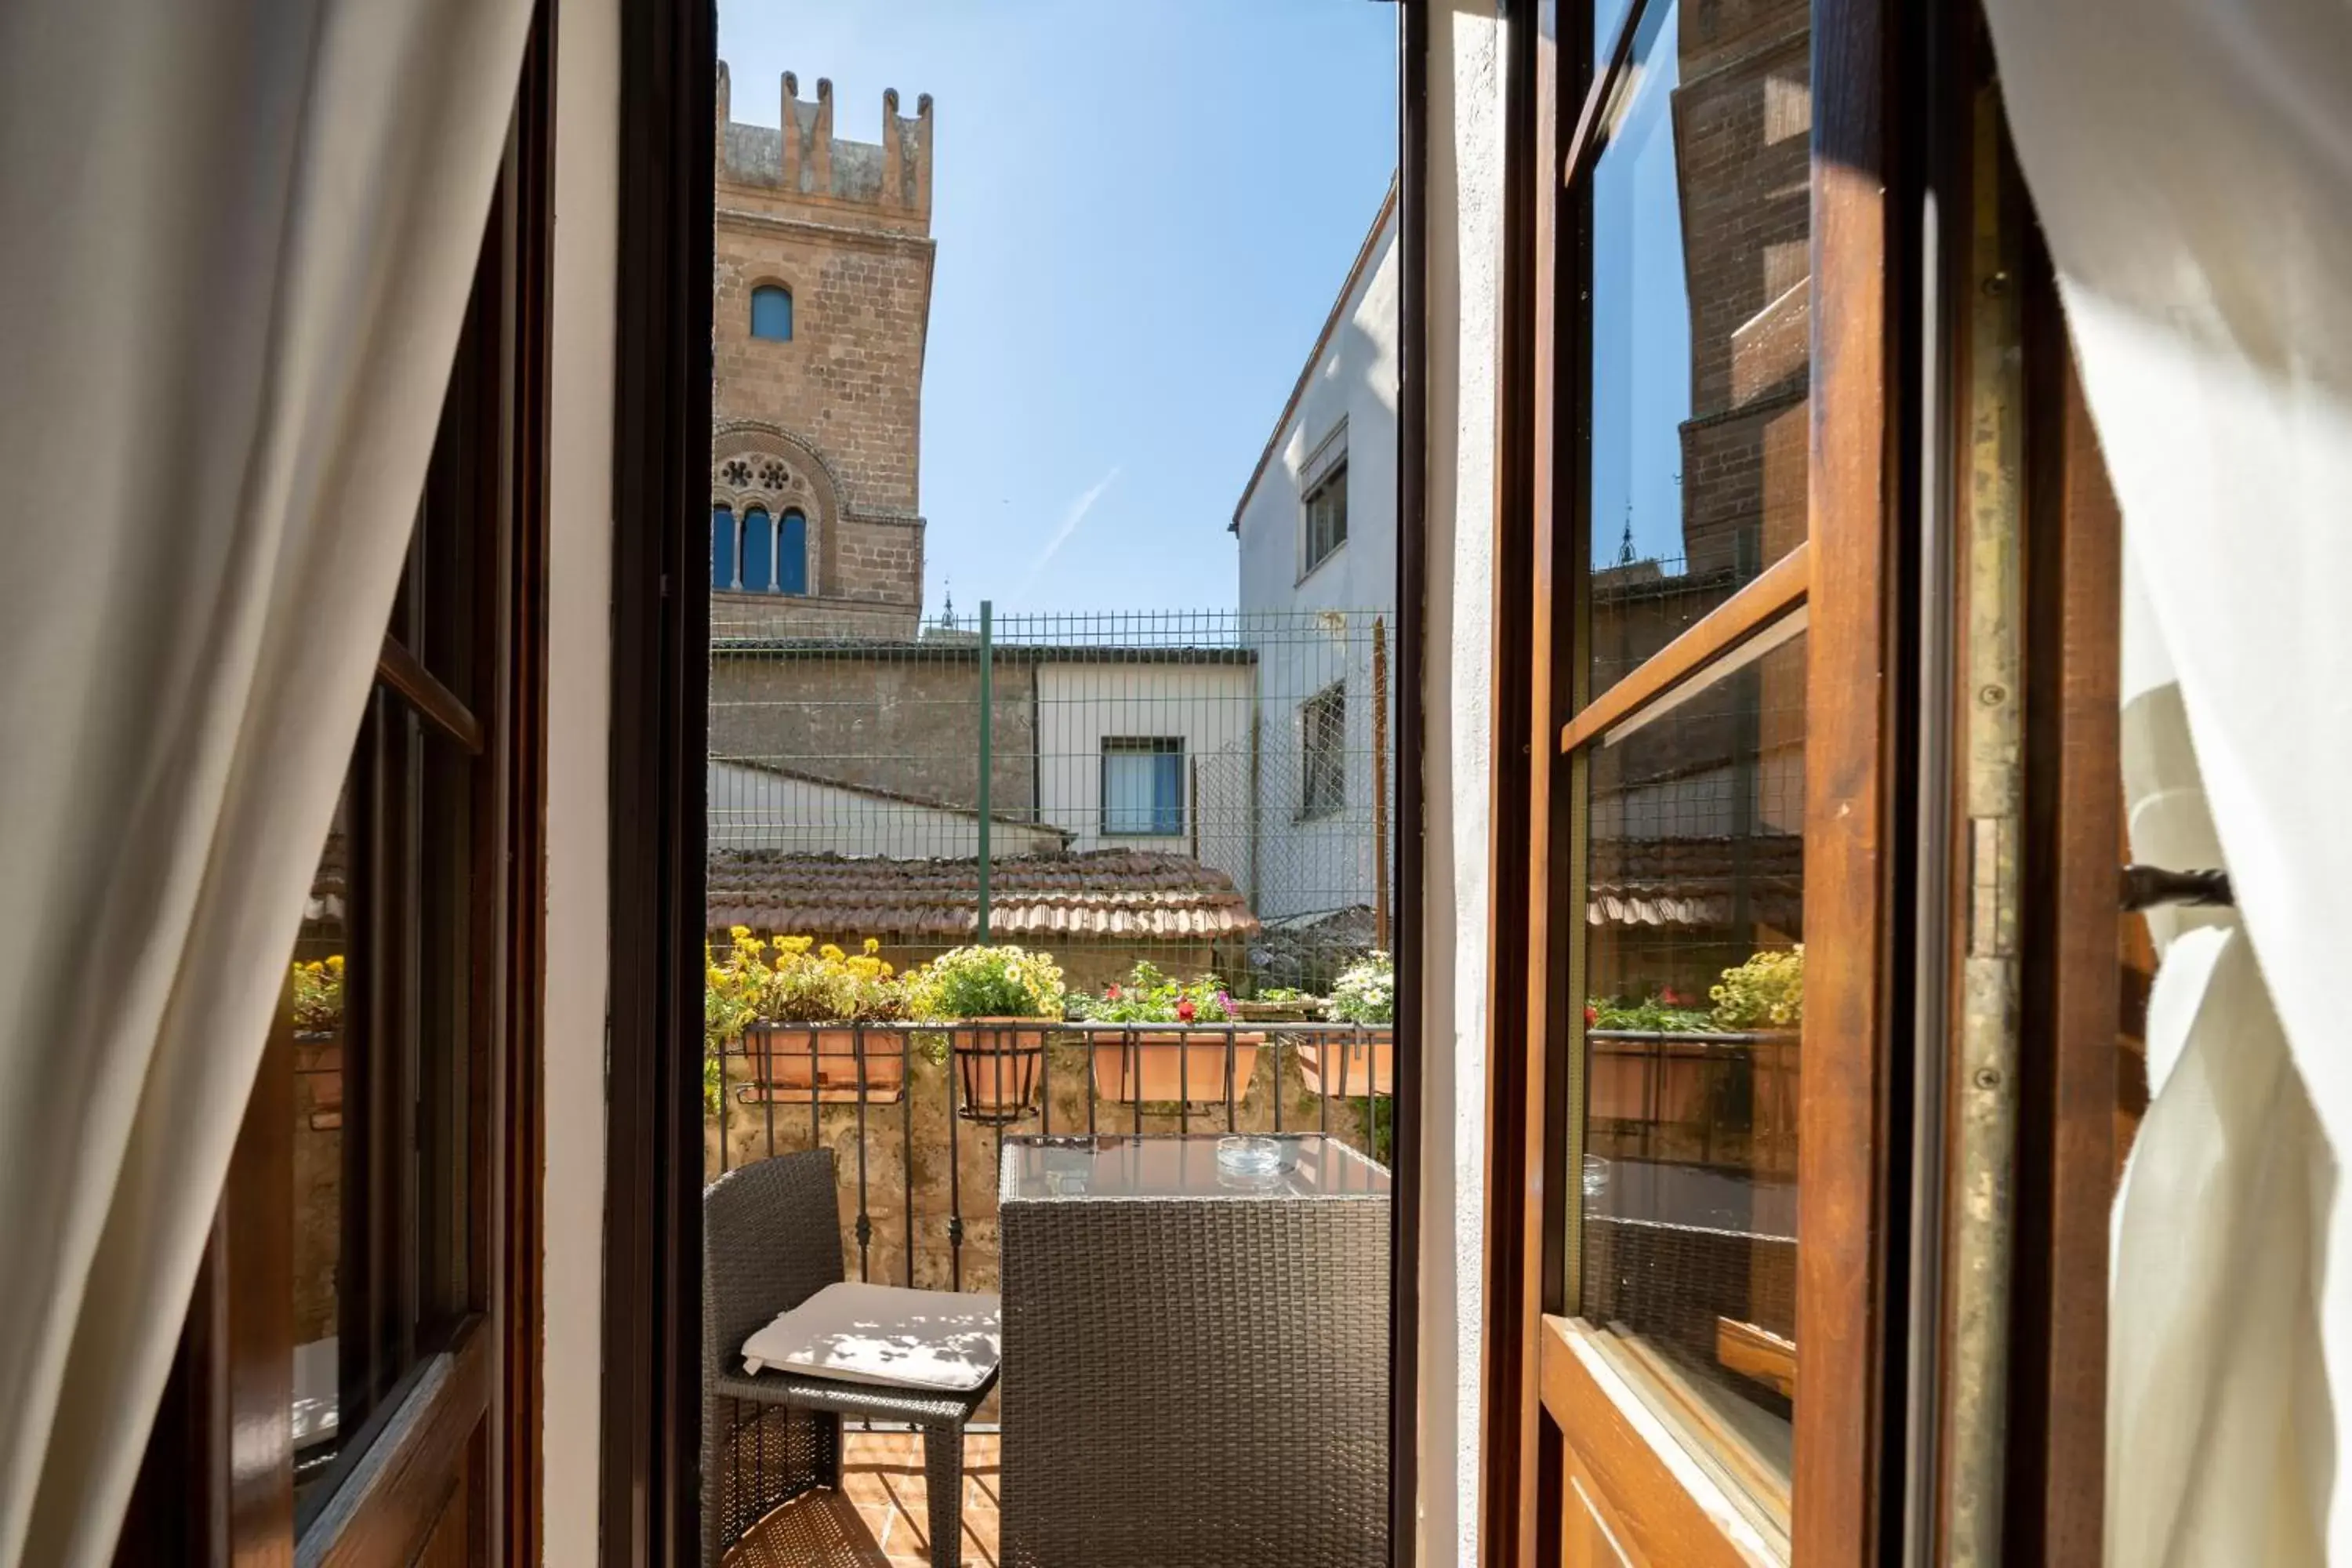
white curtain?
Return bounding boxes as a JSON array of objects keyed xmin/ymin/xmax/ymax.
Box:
[
  {"xmin": 0, "ymin": 0, "xmax": 532, "ymax": 1562},
  {"xmin": 1982, "ymin": 1, "xmax": 2352, "ymax": 1562}
]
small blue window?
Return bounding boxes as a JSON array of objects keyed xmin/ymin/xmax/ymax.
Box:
[
  {"xmin": 750, "ymin": 285, "xmax": 793, "ymax": 342},
  {"xmin": 710, "ymin": 506, "xmax": 736, "ymax": 590},
  {"xmin": 1102, "ymin": 739, "xmax": 1185, "ymax": 837},
  {"xmin": 741, "ymin": 507, "xmax": 773, "ymax": 593},
  {"xmin": 779, "ymin": 510, "xmax": 808, "ymax": 595}
]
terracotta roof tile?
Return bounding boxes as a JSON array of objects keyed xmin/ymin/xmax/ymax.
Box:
[
  {"xmin": 1588, "ymin": 834, "xmax": 1803, "ymax": 931},
  {"xmin": 706, "ymin": 850, "xmax": 1261, "ymax": 942}
]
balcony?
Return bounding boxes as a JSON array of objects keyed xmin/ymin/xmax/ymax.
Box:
[{"xmin": 705, "ymin": 1024, "xmax": 1394, "ymax": 1565}]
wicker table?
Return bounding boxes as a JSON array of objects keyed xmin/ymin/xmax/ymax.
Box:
[{"xmin": 997, "ymin": 1134, "xmax": 1391, "ymax": 1567}]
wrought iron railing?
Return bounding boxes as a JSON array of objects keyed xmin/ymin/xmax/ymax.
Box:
[{"xmin": 705, "ymin": 1022, "xmax": 1393, "ymax": 1294}]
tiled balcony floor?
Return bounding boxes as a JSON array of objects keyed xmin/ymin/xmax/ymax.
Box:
[{"xmin": 724, "ymin": 1431, "xmax": 1000, "ymax": 1568}]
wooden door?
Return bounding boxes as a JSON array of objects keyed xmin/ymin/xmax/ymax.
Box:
[
  {"xmin": 113, "ymin": 17, "xmax": 550, "ymax": 1565},
  {"xmin": 1484, "ymin": 0, "xmax": 1904, "ymax": 1561}
]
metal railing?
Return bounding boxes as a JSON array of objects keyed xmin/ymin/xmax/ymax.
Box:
[{"xmin": 706, "ymin": 1022, "xmax": 1393, "ymax": 1294}]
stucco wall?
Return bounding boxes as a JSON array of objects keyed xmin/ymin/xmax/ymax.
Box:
[
  {"xmin": 1419, "ymin": 6, "xmax": 1504, "ymax": 1562},
  {"xmin": 1236, "ymin": 206, "xmax": 1403, "ymax": 926},
  {"xmin": 1033, "ymin": 662, "xmax": 1256, "ymax": 854}
]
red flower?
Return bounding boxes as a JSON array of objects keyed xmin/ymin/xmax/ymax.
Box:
[
  {"xmin": 1584, "ymin": 1004, "xmax": 1599, "ymax": 1028},
  {"xmin": 1659, "ymin": 987, "xmax": 1683, "ymax": 1006},
  {"xmin": 1107, "ymin": 985, "xmax": 1121, "ymax": 1000},
  {"xmin": 1176, "ymin": 997, "xmax": 1197, "ymax": 1023}
]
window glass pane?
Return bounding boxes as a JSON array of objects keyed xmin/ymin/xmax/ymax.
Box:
[
  {"xmin": 750, "ymin": 284, "xmax": 793, "ymax": 341},
  {"xmin": 1102, "ymin": 747, "xmax": 1155, "ymax": 835},
  {"xmin": 1101, "ymin": 740, "xmax": 1181, "ymax": 837},
  {"xmin": 1578, "ymin": 630, "xmax": 1806, "ymax": 1514},
  {"xmin": 1584, "ymin": 0, "xmax": 1810, "ymax": 702},
  {"xmin": 292, "ymin": 793, "xmax": 350, "ymax": 1510},
  {"xmin": 741, "ymin": 506, "xmax": 773, "ymax": 593},
  {"xmin": 1152, "ymin": 749, "xmax": 1184, "ymax": 836},
  {"xmin": 778, "ymin": 510, "xmax": 808, "ymax": 595},
  {"xmin": 712, "ymin": 505, "xmax": 736, "ymax": 590},
  {"xmin": 1301, "ymin": 686, "xmax": 1346, "ymax": 818},
  {"xmin": 1305, "ymin": 464, "xmax": 1348, "ymax": 571}
]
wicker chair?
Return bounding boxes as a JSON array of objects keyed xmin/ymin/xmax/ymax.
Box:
[{"xmin": 702, "ymin": 1150, "xmax": 1000, "ymax": 1568}]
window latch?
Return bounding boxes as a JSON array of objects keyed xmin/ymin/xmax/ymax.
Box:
[{"xmin": 2119, "ymin": 863, "xmax": 2234, "ymax": 913}]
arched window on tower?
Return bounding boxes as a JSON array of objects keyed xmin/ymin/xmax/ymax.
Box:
[
  {"xmin": 710, "ymin": 505, "xmax": 736, "ymax": 590},
  {"xmin": 750, "ymin": 285, "xmax": 793, "ymax": 342},
  {"xmin": 779, "ymin": 510, "xmax": 808, "ymax": 595},
  {"xmin": 741, "ymin": 506, "xmax": 774, "ymax": 593}
]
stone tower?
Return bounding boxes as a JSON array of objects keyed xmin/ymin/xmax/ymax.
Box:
[{"xmin": 712, "ymin": 64, "xmax": 934, "ymax": 637}]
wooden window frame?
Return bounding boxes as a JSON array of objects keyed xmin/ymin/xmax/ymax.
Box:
[
  {"xmin": 599, "ymin": 2, "xmax": 1436, "ymax": 1564},
  {"xmin": 1483, "ymin": 0, "xmax": 1917, "ymax": 1561}
]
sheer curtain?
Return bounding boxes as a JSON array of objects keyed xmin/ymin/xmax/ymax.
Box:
[
  {"xmin": 0, "ymin": 0, "xmax": 531, "ymax": 1562},
  {"xmin": 1983, "ymin": 1, "xmax": 2352, "ymax": 1561}
]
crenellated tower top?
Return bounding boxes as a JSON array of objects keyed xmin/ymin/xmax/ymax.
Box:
[{"xmin": 715, "ymin": 61, "xmax": 933, "ymax": 227}]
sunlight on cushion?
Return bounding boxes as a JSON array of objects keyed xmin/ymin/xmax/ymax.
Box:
[{"xmin": 742, "ymin": 1282, "xmax": 1001, "ymax": 1392}]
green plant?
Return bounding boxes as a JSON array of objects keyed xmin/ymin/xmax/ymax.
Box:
[
  {"xmin": 1254, "ymin": 986, "xmax": 1306, "ymax": 1003},
  {"xmin": 1711, "ymin": 946, "xmax": 1804, "ymax": 1029},
  {"xmin": 290, "ymin": 954, "xmax": 345, "ymax": 1033},
  {"xmin": 1083, "ymin": 960, "xmax": 1234, "ymax": 1025},
  {"xmin": 1584, "ymin": 993, "xmax": 1719, "ymax": 1033},
  {"xmin": 763, "ymin": 936, "xmax": 907, "ymax": 1024},
  {"xmin": 909, "ymin": 944, "xmax": 1068, "ymax": 1022},
  {"xmin": 1327, "ymin": 951, "xmax": 1394, "ymax": 1025}
]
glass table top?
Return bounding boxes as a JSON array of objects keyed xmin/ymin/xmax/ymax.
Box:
[{"xmin": 1001, "ymin": 1134, "xmax": 1391, "ymax": 1202}]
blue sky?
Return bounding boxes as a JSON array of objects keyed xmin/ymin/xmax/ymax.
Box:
[{"xmin": 718, "ymin": 0, "xmax": 1398, "ymax": 617}]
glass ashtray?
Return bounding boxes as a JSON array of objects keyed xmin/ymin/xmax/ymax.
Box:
[{"xmin": 1215, "ymin": 1135, "xmax": 1285, "ymax": 1177}]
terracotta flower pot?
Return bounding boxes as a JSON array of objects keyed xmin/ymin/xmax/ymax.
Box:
[
  {"xmin": 1295, "ymin": 1028, "xmax": 1394, "ymax": 1098},
  {"xmin": 1090, "ymin": 1029, "xmax": 1264, "ymax": 1104},
  {"xmin": 949, "ymin": 1018, "xmax": 1049, "ymax": 1122},
  {"xmin": 294, "ymin": 1029, "xmax": 343, "ymax": 1131},
  {"xmin": 750, "ymin": 1024, "xmax": 908, "ymax": 1104}
]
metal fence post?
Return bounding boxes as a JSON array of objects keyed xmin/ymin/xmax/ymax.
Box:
[{"xmin": 978, "ymin": 598, "xmax": 993, "ymax": 945}]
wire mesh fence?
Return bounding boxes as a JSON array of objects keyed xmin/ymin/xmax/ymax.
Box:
[{"xmin": 707, "ymin": 606, "xmax": 1397, "ymax": 996}]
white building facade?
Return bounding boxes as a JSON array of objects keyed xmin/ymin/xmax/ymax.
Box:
[{"xmin": 1231, "ymin": 187, "xmax": 1400, "ymax": 927}]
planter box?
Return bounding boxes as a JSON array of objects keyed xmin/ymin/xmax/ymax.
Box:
[
  {"xmin": 1296, "ymin": 1029, "xmax": 1393, "ymax": 1098},
  {"xmin": 295, "ymin": 1029, "xmax": 343, "ymax": 1131},
  {"xmin": 748, "ymin": 1025, "xmax": 907, "ymax": 1105},
  {"xmin": 1089, "ymin": 1030, "xmax": 1263, "ymax": 1104},
  {"xmin": 951, "ymin": 1019, "xmax": 1049, "ymax": 1122}
]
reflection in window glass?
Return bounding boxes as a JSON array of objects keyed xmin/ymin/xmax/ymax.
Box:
[
  {"xmin": 291, "ymin": 799, "xmax": 349, "ymax": 1506},
  {"xmin": 1578, "ymin": 630, "xmax": 1806, "ymax": 1508},
  {"xmin": 1584, "ymin": 0, "xmax": 1811, "ymax": 701}
]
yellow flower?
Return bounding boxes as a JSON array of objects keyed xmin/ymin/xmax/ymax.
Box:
[
  {"xmin": 820, "ymin": 943, "xmax": 844, "ymax": 962},
  {"xmin": 730, "ymin": 924, "xmax": 750, "ymax": 939},
  {"xmin": 863, "ymin": 937, "xmax": 881, "ymax": 956}
]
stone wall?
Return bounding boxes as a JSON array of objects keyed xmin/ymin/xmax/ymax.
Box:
[
  {"xmin": 708, "ymin": 650, "xmax": 1037, "ymax": 816},
  {"xmin": 711, "ymin": 65, "xmax": 934, "ymax": 633}
]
